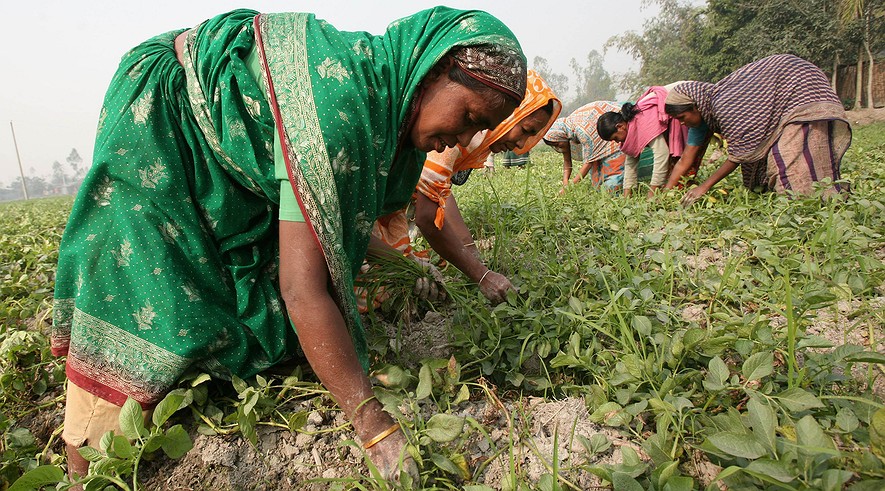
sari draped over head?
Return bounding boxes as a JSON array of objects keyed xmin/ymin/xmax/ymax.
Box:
[
  {"xmin": 672, "ymin": 54, "xmax": 846, "ymax": 165},
  {"xmin": 415, "ymin": 70, "xmax": 560, "ymax": 228},
  {"xmin": 52, "ymin": 8, "xmax": 525, "ymax": 407},
  {"xmin": 619, "ymin": 86, "xmax": 686, "ymax": 159}
]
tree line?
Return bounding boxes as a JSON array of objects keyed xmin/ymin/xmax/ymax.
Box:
[
  {"xmin": 1, "ymin": 148, "xmax": 85, "ymax": 202},
  {"xmin": 535, "ymin": 0, "xmax": 884, "ymax": 114}
]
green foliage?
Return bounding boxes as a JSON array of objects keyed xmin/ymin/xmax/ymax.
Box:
[
  {"xmin": 2, "ymin": 125, "xmax": 885, "ymax": 489},
  {"xmin": 0, "ymin": 197, "xmax": 71, "ymax": 486},
  {"xmin": 436, "ymin": 124, "xmax": 885, "ymax": 488},
  {"xmin": 606, "ymin": 0, "xmax": 883, "ymax": 92}
]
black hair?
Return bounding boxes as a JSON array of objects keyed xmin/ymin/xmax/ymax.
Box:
[
  {"xmin": 596, "ymin": 102, "xmax": 638, "ymax": 140},
  {"xmin": 664, "ymin": 102, "xmax": 695, "ymax": 117}
]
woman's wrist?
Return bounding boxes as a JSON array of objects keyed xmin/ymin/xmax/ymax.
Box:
[{"xmin": 352, "ymin": 398, "xmax": 395, "ymax": 442}]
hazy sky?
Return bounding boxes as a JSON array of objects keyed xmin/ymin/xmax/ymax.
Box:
[{"xmin": 0, "ymin": 0, "xmax": 662, "ymax": 184}]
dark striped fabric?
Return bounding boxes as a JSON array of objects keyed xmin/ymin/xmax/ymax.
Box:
[{"xmin": 674, "ymin": 54, "xmax": 844, "ymax": 164}]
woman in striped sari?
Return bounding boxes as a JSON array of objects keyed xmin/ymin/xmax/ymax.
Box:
[
  {"xmin": 53, "ymin": 7, "xmax": 526, "ymax": 480},
  {"xmin": 664, "ymin": 54, "xmax": 851, "ymax": 206}
]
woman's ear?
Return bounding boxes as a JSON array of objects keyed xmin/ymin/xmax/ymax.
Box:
[{"xmin": 424, "ymin": 55, "xmax": 455, "ymax": 84}]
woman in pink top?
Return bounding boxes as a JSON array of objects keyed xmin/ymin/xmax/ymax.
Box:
[{"xmin": 597, "ymin": 86, "xmax": 688, "ymax": 196}]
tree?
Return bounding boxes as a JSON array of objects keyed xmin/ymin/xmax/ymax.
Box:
[
  {"xmin": 52, "ymin": 160, "xmax": 68, "ymax": 187},
  {"xmin": 531, "ymin": 56, "xmax": 569, "ymax": 102},
  {"xmin": 605, "ymin": 0, "xmax": 709, "ymax": 95},
  {"xmin": 839, "ymin": 0, "xmax": 885, "ymax": 109},
  {"xmin": 568, "ymin": 50, "xmax": 617, "ymax": 109},
  {"xmin": 701, "ymin": 0, "xmax": 846, "ymax": 80},
  {"xmin": 67, "ymin": 148, "xmax": 84, "ymax": 179}
]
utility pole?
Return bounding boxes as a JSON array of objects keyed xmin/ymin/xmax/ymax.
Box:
[{"xmin": 10, "ymin": 121, "xmax": 29, "ymax": 200}]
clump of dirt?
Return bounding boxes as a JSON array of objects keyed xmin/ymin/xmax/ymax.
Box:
[{"xmin": 381, "ymin": 310, "xmax": 454, "ymax": 367}]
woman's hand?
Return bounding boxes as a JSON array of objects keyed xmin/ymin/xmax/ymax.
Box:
[
  {"xmin": 412, "ymin": 258, "xmax": 447, "ymax": 302},
  {"xmin": 680, "ymin": 185, "xmax": 708, "ymax": 207},
  {"xmin": 478, "ymin": 269, "xmax": 514, "ymax": 305},
  {"xmin": 355, "ymin": 399, "xmax": 419, "ymax": 483}
]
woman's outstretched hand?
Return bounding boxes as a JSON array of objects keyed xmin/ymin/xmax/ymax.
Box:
[
  {"xmin": 478, "ymin": 270, "xmax": 514, "ymax": 305},
  {"xmin": 681, "ymin": 186, "xmax": 708, "ymax": 207}
]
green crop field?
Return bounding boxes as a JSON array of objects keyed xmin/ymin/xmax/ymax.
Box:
[{"xmin": 2, "ymin": 123, "xmax": 884, "ymax": 490}]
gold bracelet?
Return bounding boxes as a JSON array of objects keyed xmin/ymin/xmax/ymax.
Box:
[
  {"xmin": 363, "ymin": 423, "xmax": 400, "ymax": 449},
  {"xmin": 478, "ymin": 269, "xmax": 492, "ymax": 285}
]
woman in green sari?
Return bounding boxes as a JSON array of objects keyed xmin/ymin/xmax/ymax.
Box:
[{"xmin": 53, "ymin": 8, "xmax": 526, "ymax": 480}]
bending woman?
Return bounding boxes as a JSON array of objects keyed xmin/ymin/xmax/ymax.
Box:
[
  {"xmin": 371, "ymin": 70, "xmax": 560, "ymax": 305},
  {"xmin": 664, "ymin": 54, "xmax": 851, "ymax": 205},
  {"xmin": 543, "ymin": 101, "xmax": 652, "ymax": 192},
  {"xmin": 597, "ymin": 86, "xmax": 688, "ymax": 196},
  {"xmin": 52, "ymin": 8, "xmax": 527, "ymax": 481}
]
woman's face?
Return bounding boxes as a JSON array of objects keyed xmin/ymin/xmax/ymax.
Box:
[
  {"xmin": 545, "ymin": 139, "xmax": 569, "ymax": 154},
  {"xmin": 489, "ymin": 107, "xmax": 551, "ymax": 153},
  {"xmin": 410, "ymin": 71, "xmax": 515, "ymax": 154},
  {"xmin": 610, "ymin": 122, "xmax": 629, "ymax": 143},
  {"xmin": 673, "ymin": 107, "xmax": 703, "ymax": 128}
]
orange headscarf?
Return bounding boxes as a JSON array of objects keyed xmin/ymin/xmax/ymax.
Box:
[{"xmin": 416, "ymin": 70, "xmax": 562, "ymax": 228}]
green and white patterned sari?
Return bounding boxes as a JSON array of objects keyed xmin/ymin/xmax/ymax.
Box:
[{"xmin": 52, "ymin": 8, "xmax": 524, "ymax": 407}]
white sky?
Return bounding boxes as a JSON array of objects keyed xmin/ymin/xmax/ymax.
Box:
[{"xmin": 0, "ymin": 0, "xmax": 662, "ymax": 184}]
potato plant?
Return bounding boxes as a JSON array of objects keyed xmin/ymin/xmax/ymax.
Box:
[{"xmin": 2, "ymin": 124, "xmax": 884, "ymax": 490}]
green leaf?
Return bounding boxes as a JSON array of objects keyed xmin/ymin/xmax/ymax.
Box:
[
  {"xmin": 747, "ymin": 398, "xmax": 776, "ymax": 454},
  {"xmin": 711, "ymin": 465, "xmax": 743, "ymax": 485},
  {"xmin": 775, "ymin": 387, "xmax": 824, "ymax": 413},
  {"xmin": 662, "ymin": 476, "xmax": 694, "ymax": 491},
  {"xmin": 190, "ymin": 372, "xmax": 212, "ymax": 387},
  {"xmin": 745, "ymin": 458, "xmax": 797, "ymax": 483},
  {"xmin": 704, "ymin": 356, "xmax": 729, "ymax": 391},
  {"xmin": 797, "ymin": 335, "xmax": 834, "ymax": 349},
  {"xmin": 568, "ymin": 296, "xmax": 583, "ymax": 314},
  {"xmin": 632, "ymin": 315, "xmax": 652, "ymax": 336},
  {"xmin": 118, "ymin": 397, "xmax": 146, "ymax": 440},
  {"xmin": 655, "ymin": 460, "xmax": 679, "ymax": 488},
  {"xmin": 836, "ymin": 408, "xmax": 860, "ymax": 433},
  {"xmin": 741, "ymin": 351, "xmax": 773, "ymax": 382},
  {"xmin": 453, "ymin": 384, "xmax": 470, "ymax": 405},
  {"xmin": 143, "ymin": 434, "xmax": 165, "ymax": 453},
  {"xmin": 416, "ymin": 364, "xmax": 432, "ymax": 400},
  {"xmin": 161, "ymin": 424, "xmax": 193, "ymax": 459},
  {"xmin": 463, "ymin": 486, "xmax": 496, "ymax": 491},
  {"xmin": 430, "ymin": 452, "xmax": 470, "ymax": 479},
  {"xmin": 796, "ymin": 415, "xmax": 838, "ymax": 463},
  {"xmin": 844, "ymin": 351, "xmax": 885, "ymax": 364},
  {"xmin": 111, "ymin": 434, "xmax": 133, "ymax": 459},
  {"xmin": 820, "ymin": 469, "xmax": 853, "ymax": 491},
  {"xmin": 152, "ymin": 388, "xmax": 191, "ymax": 427},
  {"xmin": 78, "ymin": 446, "xmax": 105, "ymax": 462},
  {"xmin": 611, "ymin": 471, "xmax": 644, "ymax": 491},
  {"xmin": 425, "ymin": 413, "xmax": 465, "ymax": 443},
  {"xmin": 870, "ymin": 408, "xmax": 885, "ymax": 459},
  {"xmin": 707, "ymin": 432, "xmax": 767, "ymax": 459},
  {"xmin": 231, "ymin": 375, "xmax": 248, "ymax": 393},
  {"xmin": 8, "ymin": 465, "xmax": 65, "ymax": 491},
  {"xmin": 287, "ymin": 411, "xmax": 308, "ymax": 432}
]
